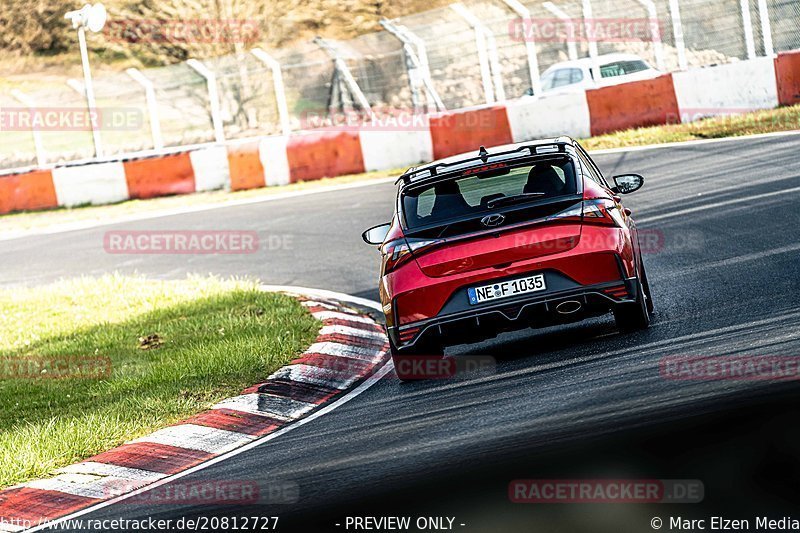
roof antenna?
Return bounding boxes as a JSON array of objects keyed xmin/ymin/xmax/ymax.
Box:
[{"xmin": 479, "ymin": 145, "xmax": 489, "ymax": 162}]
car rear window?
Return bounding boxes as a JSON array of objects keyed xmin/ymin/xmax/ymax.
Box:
[
  {"xmin": 402, "ymin": 156, "xmax": 577, "ymax": 229},
  {"xmin": 599, "ymin": 60, "xmax": 649, "ymax": 78}
]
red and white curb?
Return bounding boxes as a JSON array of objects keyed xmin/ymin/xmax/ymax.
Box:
[{"xmin": 0, "ymin": 289, "xmax": 390, "ymax": 532}]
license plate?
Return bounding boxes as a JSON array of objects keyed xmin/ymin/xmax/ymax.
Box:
[{"xmin": 467, "ymin": 274, "xmax": 546, "ymax": 305}]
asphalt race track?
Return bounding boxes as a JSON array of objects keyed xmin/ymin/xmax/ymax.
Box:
[{"xmin": 3, "ymin": 134, "xmax": 800, "ymax": 532}]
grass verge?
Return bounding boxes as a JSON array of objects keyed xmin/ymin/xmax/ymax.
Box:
[
  {"xmin": 1, "ymin": 104, "xmax": 798, "ymax": 237},
  {"xmin": 0, "ymin": 274, "xmax": 320, "ymax": 489},
  {"xmin": 580, "ymin": 104, "xmax": 800, "ymax": 150}
]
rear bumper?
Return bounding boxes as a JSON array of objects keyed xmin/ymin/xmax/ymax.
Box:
[{"xmin": 389, "ymin": 276, "xmax": 640, "ymax": 350}]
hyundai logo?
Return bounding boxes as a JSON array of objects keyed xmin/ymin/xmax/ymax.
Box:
[{"xmin": 481, "ymin": 213, "xmax": 506, "ymax": 227}]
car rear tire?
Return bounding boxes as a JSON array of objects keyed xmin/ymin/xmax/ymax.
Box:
[
  {"xmin": 389, "ymin": 335, "xmax": 444, "ymax": 382},
  {"xmin": 614, "ymin": 265, "xmax": 652, "ymax": 332}
]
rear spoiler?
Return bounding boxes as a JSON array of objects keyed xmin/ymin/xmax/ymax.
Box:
[{"xmin": 396, "ymin": 141, "xmax": 571, "ymax": 186}]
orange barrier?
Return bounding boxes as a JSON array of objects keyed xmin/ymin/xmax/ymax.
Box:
[
  {"xmin": 123, "ymin": 153, "xmax": 195, "ymax": 200},
  {"xmin": 286, "ymin": 130, "xmax": 365, "ymax": 183},
  {"xmin": 775, "ymin": 50, "xmax": 800, "ymax": 106},
  {"xmin": 429, "ymin": 106, "xmax": 513, "ymax": 160},
  {"xmin": 586, "ymin": 75, "xmax": 680, "ymax": 136},
  {"xmin": 0, "ymin": 169, "xmax": 58, "ymax": 215},
  {"xmin": 227, "ymin": 141, "xmax": 266, "ymax": 191}
]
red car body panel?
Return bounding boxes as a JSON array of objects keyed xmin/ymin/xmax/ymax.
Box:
[
  {"xmin": 389, "ymin": 226, "xmax": 629, "ymax": 326},
  {"xmin": 372, "ymin": 138, "xmax": 648, "ymax": 349}
]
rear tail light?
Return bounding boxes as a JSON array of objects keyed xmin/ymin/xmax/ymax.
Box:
[
  {"xmin": 547, "ymin": 200, "xmax": 624, "ymax": 227},
  {"xmin": 547, "ymin": 202, "xmax": 583, "ymax": 223},
  {"xmin": 381, "ymin": 237, "xmax": 444, "ymax": 274},
  {"xmin": 582, "ymin": 199, "xmax": 625, "ymax": 227}
]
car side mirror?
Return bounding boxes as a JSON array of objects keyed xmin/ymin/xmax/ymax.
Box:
[
  {"xmin": 362, "ymin": 223, "xmax": 391, "ymax": 245},
  {"xmin": 611, "ymin": 174, "xmax": 644, "ymax": 194}
]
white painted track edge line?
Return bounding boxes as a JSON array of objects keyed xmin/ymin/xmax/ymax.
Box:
[{"xmin": 260, "ymin": 284, "xmax": 383, "ymax": 312}]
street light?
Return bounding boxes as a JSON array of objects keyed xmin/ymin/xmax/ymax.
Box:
[{"xmin": 64, "ymin": 3, "xmax": 107, "ymax": 158}]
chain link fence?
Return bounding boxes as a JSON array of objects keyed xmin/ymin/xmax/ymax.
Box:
[{"xmin": 2, "ymin": 0, "xmax": 799, "ymax": 171}]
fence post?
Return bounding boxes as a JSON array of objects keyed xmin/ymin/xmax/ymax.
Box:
[
  {"xmin": 380, "ymin": 19, "xmax": 446, "ymax": 112},
  {"xmin": 500, "ymin": 0, "xmax": 541, "ymax": 96},
  {"xmin": 451, "ymin": 3, "xmax": 499, "ymax": 104},
  {"xmin": 186, "ymin": 58, "xmax": 225, "ymax": 143},
  {"xmin": 635, "ymin": 0, "xmax": 666, "ymax": 71},
  {"xmin": 668, "ymin": 0, "xmax": 688, "ymax": 70},
  {"xmin": 251, "ymin": 48, "xmax": 292, "ymax": 137},
  {"xmin": 581, "ymin": 0, "xmax": 601, "ymax": 83},
  {"xmin": 77, "ymin": 26, "xmax": 103, "ymax": 158},
  {"xmin": 756, "ymin": 0, "xmax": 774, "ymax": 56},
  {"xmin": 392, "ymin": 22, "xmax": 446, "ymax": 111},
  {"xmin": 740, "ymin": 0, "xmax": 757, "ymax": 59},
  {"xmin": 543, "ymin": 2, "xmax": 579, "ymax": 61},
  {"xmin": 313, "ymin": 37, "xmax": 375, "ymax": 120},
  {"xmin": 125, "ymin": 68, "xmax": 164, "ymax": 150},
  {"xmin": 10, "ymin": 90, "xmax": 46, "ymax": 167},
  {"xmin": 65, "ymin": 77, "xmax": 105, "ymax": 157}
]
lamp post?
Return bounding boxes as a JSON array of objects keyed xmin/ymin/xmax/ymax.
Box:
[{"xmin": 64, "ymin": 3, "xmax": 107, "ymax": 158}]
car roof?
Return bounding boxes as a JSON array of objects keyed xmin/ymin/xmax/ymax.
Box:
[
  {"xmin": 544, "ymin": 53, "xmax": 648, "ymax": 73},
  {"xmin": 397, "ymin": 137, "xmax": 577, "ymax": 186}
]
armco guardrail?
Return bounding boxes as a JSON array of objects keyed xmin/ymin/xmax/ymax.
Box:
[{"xmin": 1, "ymin": 50, "xmax": 798, "ymax": 216}]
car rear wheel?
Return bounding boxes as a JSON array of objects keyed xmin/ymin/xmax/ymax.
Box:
[
  {"xmin": 614, "ymin": 264, "xmax": 652, "ymax": 332},
  {"xmin": 389, "ymin": 335, "xmax": 444, "ymax": 382}
]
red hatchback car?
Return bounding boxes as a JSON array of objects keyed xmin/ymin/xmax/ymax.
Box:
[{"xmin": 362, "ymin": 138, "xmax": 654, "ymax": 367}]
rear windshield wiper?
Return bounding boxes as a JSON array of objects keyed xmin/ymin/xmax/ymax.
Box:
[{"xmin": 487, "ymin": 192, "xmax": 546, "ymax": 209}]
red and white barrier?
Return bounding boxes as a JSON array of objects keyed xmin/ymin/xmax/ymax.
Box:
[
  {"xmin": 52, "ymin": 162, "xmax": 129, "ymax": 208},
  {"xmin": 189, "ymin": 146, "xmax": 230, "ymax": 191},
  {"xmin": 1, "ymin": 52, "xmax": 799, "ymax": 216},
  {"xmin": 359, "ymin": 129, "xmax": 433, "ymax": 172},
  {"xmin": 672, "ymin": 57, "xmax": 779, "ymax": 121},
  {"xmin": 506, "ymin": 92, "xmax": 591, "ymax": 141}
]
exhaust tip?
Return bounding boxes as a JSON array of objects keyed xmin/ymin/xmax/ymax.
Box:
[{"xmin": 555, "ymin": 300, "xmax": 582, "ymax": 315}]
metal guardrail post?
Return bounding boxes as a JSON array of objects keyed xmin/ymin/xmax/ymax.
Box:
[
  {"xmin": 501, "ymin": 0, "xmax": 542, "ymax": 96},
  {"xmin": 668, "ymin": 0, "xmax": 688, "ymax": 70},
  {"xmin": 756, "ymin": 0, "xmax": 774, "ymax": 56},
  {"xmin": 451, "ymin": 3, "xmax": 503, "ymax": 104},
  {"xmin": 740, "ymin": 0, "xmax": 757, "ymax": 59},
  {"xmin": 186, "ymin": 58, "xmax": 226, "ymax": 143},
  {"xmin": 380, "ymin": 19, "xmax": 446, "ymax": 112},
  {"xmin": 126, "ymin": 68, "xmax": 164, "ymax": 150},
  {"xmin": 10, "ymin": 90, "xmax": 46, "ymax": 167},
  {"xmin": 380, "ymin": 20, "xmax": 424, "ymax": 111},
  {"xmin": 251, "ymin": 48, "xmax": 292, "ymax": 137},
  {"xmin": 635, "ymin": 0, "xmax": 666, "ymax": 71},
  {"xmin": 543, "ymin": 2, "xmax": 579, "ymax": 61},
  {"xmin": 77, "ymin": 26, "xmax": 103, "ymax": 158},
  {"xmin": 313, "ymin": 37, "xmax": 375, "ymax": 119},
  {"xmin": 581, "ymin": 0, "xmax": 601, "ymax": 83},
  {"xmin": 65, "ymin": 77, "xmax": 106, "ymax": 155}
]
